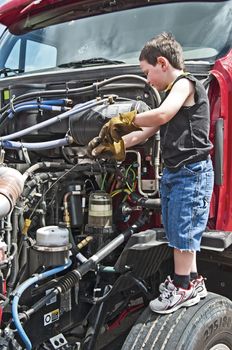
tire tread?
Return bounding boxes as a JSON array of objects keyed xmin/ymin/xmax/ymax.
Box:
[{"xmin": 122, "ymin": 293, "xmax": 232, "ymax": 350}]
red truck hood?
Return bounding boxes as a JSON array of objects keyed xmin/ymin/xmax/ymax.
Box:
[
  {"xmin": 0, "ymin": 0, "xmax": 111, "ymax": 31},
  {"xmin": 0, "ymin": 0, "xmax": 184, "ymax": 34}
]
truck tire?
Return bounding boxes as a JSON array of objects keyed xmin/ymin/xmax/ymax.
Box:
[{"xmin": 122, "ymin": 293, "xmax": 232, "ymax": 350}]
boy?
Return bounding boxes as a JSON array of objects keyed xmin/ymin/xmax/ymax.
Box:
[{"xmin": 88, "ymin": 32, "xmax": 214, "ymax": 314}]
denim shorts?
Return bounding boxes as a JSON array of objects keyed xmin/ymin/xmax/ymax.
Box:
[{"xmin": 160, "ymin": 157, "xmax": 214, "ymax": 251}]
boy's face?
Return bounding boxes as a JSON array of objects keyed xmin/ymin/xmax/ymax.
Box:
[{"xmin": 140, "ymin": 58, "xmax": 168, "ymax": 91}]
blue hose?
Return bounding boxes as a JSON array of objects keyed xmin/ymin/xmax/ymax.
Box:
[
  {"xmin": 12, "ymin": 99, "xmax": 69, "ymax": 108},
  {"xmin": 8, "ymin": 104, "xmax": 70, "ymax": 119},
  {"xmin": 12, "ymin": 259, "xmax": 72, "ymax": 350},
  {"xmin": 1, "ymin": 99, "xmax": 71, "ymax": 122},
  {"xmin": 2, "ymin": 137, "xmax": 70, "ymax": 150},
  {"xmin": 2, "ymin": 98, "xmax": 108, "ymax": 141}
]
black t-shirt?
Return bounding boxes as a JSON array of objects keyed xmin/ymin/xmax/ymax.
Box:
[{"xmin": 160, "ymin": 74, "xmax": 213, "ymax": 169}]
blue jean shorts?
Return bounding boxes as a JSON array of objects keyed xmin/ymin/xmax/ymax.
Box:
[{"xmin": 160, "ymin": 157, "xmax": 214, "ymax": 251}]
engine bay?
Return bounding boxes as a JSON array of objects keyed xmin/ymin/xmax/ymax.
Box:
[{"xmin": 0, "ymin": 74, "xmax": 172, "ymax": 349}]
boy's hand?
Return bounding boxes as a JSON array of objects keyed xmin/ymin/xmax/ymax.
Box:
[
  {"xmin": 99, "ymin": 110, "xmax": 142, "ymax": 143},
  {"xmin": 87, "ymin": 138, "xmax": 125, "ymax": 161},
  {"xmin": 87, "ymin": 110, "xmax": 140, "ymax": 160}
]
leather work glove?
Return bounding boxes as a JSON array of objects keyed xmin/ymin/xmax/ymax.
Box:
[
  {"xmin": 88, "ymin": 138, "xmax": 125, "ymax": 161},
  {"xmin": 99, "ymin": 110, "xmax": 142, "ymax": 143},
  {"xmin": 87, "ymin": 136, "xmax": 102, "ymax": 158}
]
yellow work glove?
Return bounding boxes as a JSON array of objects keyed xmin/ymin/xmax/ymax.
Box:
[
  {"xmin": 99, "ymin": 110, "xmax": 142, "ymax": 143},
  {"xmin": 87, "ymin": 136, "xmax": 102, "ymax": 158},
  {"xmin": 87, "ymin": 138, "xmax": 125, "ymax": 161}
]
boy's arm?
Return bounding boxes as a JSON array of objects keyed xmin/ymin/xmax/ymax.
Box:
[
  {"xmin": 134, "ymin": 78, "xmax": 194, "ymax": 128},
  {"xmin": 88, "ymin": 126, "xmax": 158, "ymax": 160},
  {"xmin": 123, "ymin": 126, "xmax": 159, "ymax": 148},
  {"xmin": 87, "ymin": 78, "xmax": 193, "ymax": 158}
]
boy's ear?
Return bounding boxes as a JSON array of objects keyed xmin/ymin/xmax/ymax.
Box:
[{"xmin": 157, "ymin": 56, "xmax": 168, "ymax": 71}]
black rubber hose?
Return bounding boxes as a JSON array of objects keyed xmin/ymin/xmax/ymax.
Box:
[
  {"xmin": 0, "ymin": 74, "xmax": 159, "ymax": 116},
  {"xmin": 6, "ymin": 253, "xmax": 18, "ymax": 295},
  {"xmin": 7, "ymin": 209, "xmax": 20, "ymax": 294},
  {"xmin": 129, "ymin": 192, "xmax": 161, "ymax": 209},
  {"xmin": 0, "ymin": 85, "xmax": 94, "ymax": 115}
]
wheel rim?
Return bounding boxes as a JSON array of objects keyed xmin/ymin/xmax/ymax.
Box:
[{"xmin": 209, "ymin": 345, "xmax": 230, "ymax": 350}]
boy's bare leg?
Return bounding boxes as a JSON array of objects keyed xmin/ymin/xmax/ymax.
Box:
[
  {"xmin": 190, "ymin": 251, "xmax": 197, "ymax": 273},
  {"xmin": 174, "ymin": 248, "xmax": 195, "ymax": 275}
]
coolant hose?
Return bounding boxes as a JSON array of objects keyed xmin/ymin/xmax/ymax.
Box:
[
  {"xmin": 2, "ymin": 137, "xmax": 71, "ymax": 150},
  {"xmin": 0, "ymin": 99, "xmax": 71, "ymax": 123},
  {"xmin": 7, "ymin": 104, "xmax": 70, "ymax": 119},
  {"xmin": 12, "ymin": 259, "xmax": 72, "ymax": 350},
  {"xmin": 1, "ymin": 98, "xmax": 109, "ymax": 141},
  {"xmin": 22, "ymin": 162, "xmax": 72, "ymax": 181},
  {"xmin": 8, "ymin": 98, "xmax": 70, "ymax": 111}
]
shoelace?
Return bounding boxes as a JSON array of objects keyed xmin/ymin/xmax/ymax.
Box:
[{"xmin": 159, "ymin": 288, "xmax": 176, "ymax": 301}]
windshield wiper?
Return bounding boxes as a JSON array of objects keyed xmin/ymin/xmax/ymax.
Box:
[
  {"xmin": 0, "ymin": 67, "xmax": 24, "ymax": 77},
  {"xmin": 58, "ymin": 57, "xmax": 125, "ymax": 68}
]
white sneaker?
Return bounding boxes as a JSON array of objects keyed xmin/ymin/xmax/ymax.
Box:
[
  {"xmin": 150, "ymin": 282, "xmax": 200, "ymax": 314},
  {"xmin": 159, "ymin": 275, "xmax": 207, "ymax": 299},
  {"xmin": 159, "ymin": 275, "xmax": 173, "ymax": 294},
  {"xmin": 192, "ymin": 275, "xmax": 208, "ymax": 298}
]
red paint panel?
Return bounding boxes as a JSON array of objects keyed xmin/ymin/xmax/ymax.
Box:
[{"xmin": 210, "ymin": 50, "xmax": 232, "ymax": 230}]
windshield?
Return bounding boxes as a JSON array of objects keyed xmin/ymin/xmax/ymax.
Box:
[{"xmin": 0, "ymin": 1, "xmax": 231, "ymax": 75}]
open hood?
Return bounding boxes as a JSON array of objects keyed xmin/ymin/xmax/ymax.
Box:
[
  {"xmin": 0, "ymin": 0, "xmax": 231, "ymax": 70},
  {"xmin": 0, "ymin": 0, "xmax": 178, "ymax": 34},
  {"xmin": 0, "ymin": 0, "xmax": 117, "ymax": 32},
  {"xmin": 0, "ymin": 0, "xmax": 199, "ymax": 35}
]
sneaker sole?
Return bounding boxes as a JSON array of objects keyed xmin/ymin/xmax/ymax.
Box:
[
  {"xmin": 150, "ymin": 294, "xmax": 200, "ymax": 314},
  {"xmin": 160, "ymin": 286, "xmax": 208, "ymax": 299}
]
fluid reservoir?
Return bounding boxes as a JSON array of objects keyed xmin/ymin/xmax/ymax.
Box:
[
  {"xmin": 30, "ymin": 225, "xmax": 71, "ymax": 271},
  {"xmin": 86, "ymin": 191, "xmax": 113, "ymax": 234},
  {"xmin": 36, "ymin": 225, "xmax": 69, "ymax": 247}
]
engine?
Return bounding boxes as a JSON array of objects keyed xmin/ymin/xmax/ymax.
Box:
[{"xmin": 0, "ymin": 75, "xmax": 168, "ymax": 350}]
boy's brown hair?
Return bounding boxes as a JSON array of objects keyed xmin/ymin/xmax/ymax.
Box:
[{"xmin": 139, "ymin": 32, "xmax": 185, "ymax": 70}]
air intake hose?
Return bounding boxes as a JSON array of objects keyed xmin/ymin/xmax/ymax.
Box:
[
  {"xmin": 69, "ymin": 100, "xmax": 150, "ymax": 145},
  {"xmin": 0, "ymin": 166, "xmax": 25, "ymax": 218}
]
